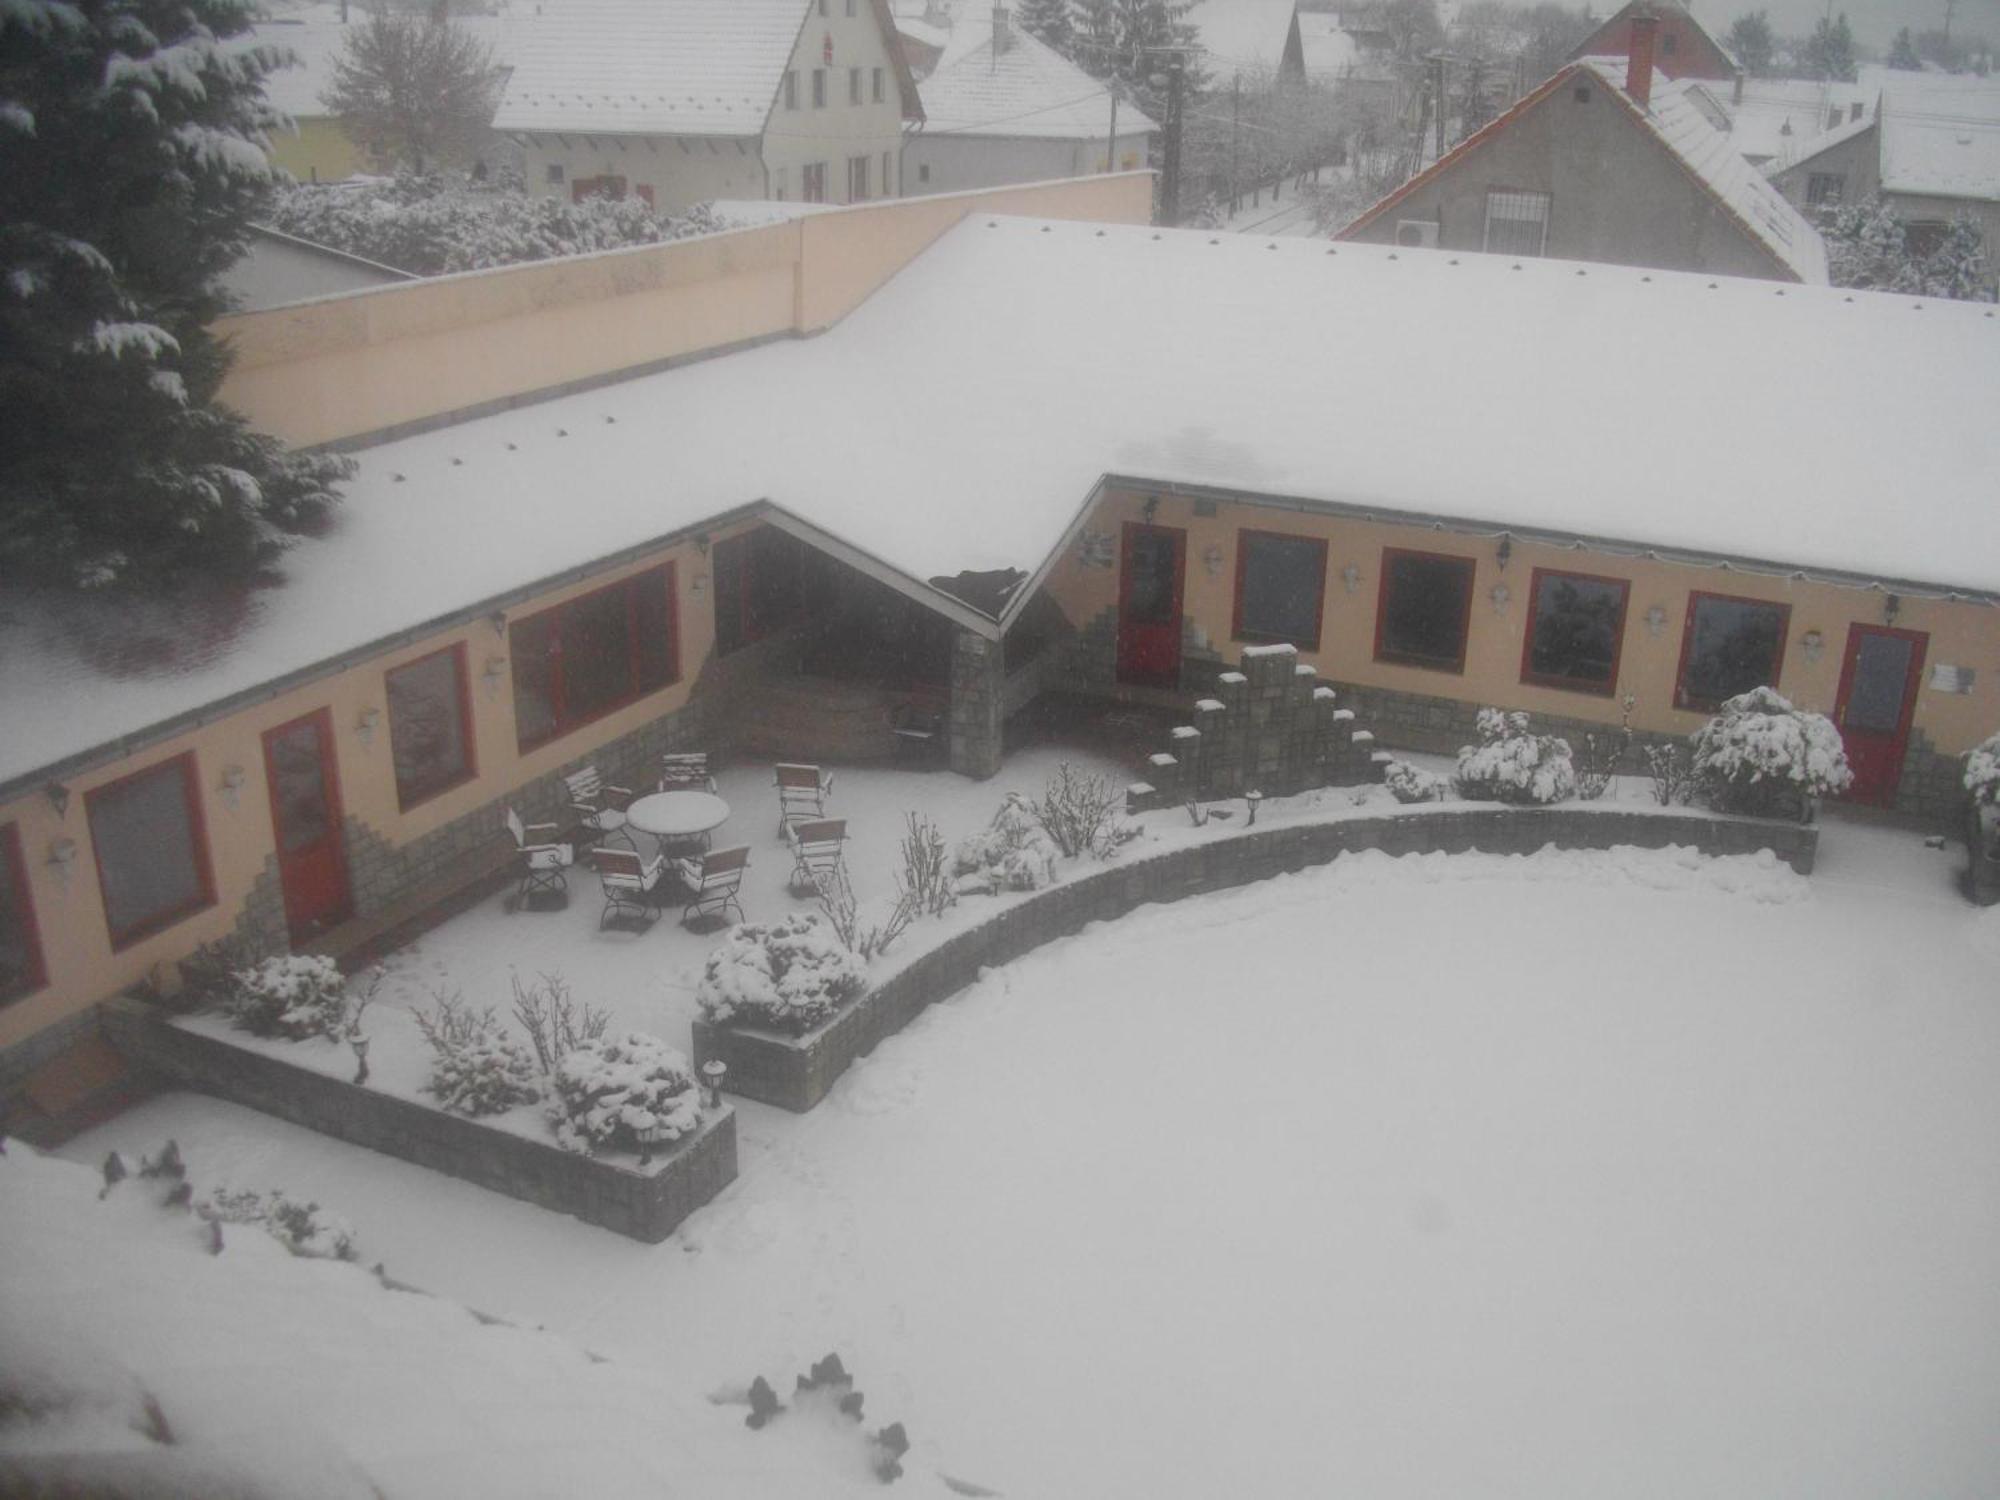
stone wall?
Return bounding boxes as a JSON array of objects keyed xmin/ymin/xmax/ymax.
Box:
[
  {"xmin": 1893, "ymin": 727, "xmax": 1970, "ymax": 830},
  {"xmin": 949, "ymin": 631, "xmax": 1004, "ymax": 779},
  {"xmin": 103, "ymin": 999, "xmax": 736, "ymax": 1244},
  {"xmin": 693, "ymin": 803, "xmax": 1819, "ymax": 1112}
]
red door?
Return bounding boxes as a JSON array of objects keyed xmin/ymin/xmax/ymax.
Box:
[
  {"xmin": 1832, "ymin": 624, "xmax": 1928, "ymax": 807},
  {"xmin": 1116, "ymin": 522, "xmax": 1186, "ymax": 688},
  {"xmin": 262, "ymin": 709, "xmax": 352, "ymax": 943}
]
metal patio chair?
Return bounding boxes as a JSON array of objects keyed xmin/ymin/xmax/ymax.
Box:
[
  {"xmin": 676, "ymin": 844, "xmax": 750, "ymax": 929},
  {"xmin": 564, "ymin": 764, "xmax": 636, "ymax": 850},
  {"xmin": 590, "ymin": 844, "xmax": 668, "ymax": 931},
  {"xmin": 787, "ymin": 817, "xmax": 848, "ymax": 894},
  {"xmin": 506, "ymin": 806, "xmax": 572, "ymax": 909},
  {"xmin": 774, "ymin": 762, "xmax": 834, "ymax": 837}
]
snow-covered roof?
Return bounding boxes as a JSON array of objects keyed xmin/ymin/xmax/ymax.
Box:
[
  {"xmin": 492, "ymin": 0, "xmax": 806, "ymax": 137},
  {"xmin": 915, "ymin": 17, "xmax": 1154, "ymax": 142},
  {"xmin": 1880, "ymin": 102, "xmax": 2000, "ymax": 202},
  {"xmin": 236, "ymin": 10, "xmax": 521, "ymax": 121},
  {"xmin": 1574, "ymin": 60, "xmax": 1829, "ymax": 285},
  {"xmin": 6, "ymin": 216, "xmax": 1998, "ymax": 788},
  {"xmin": 1706, "ymin": 77, "xmax": 1870, "ymax": 166},
  {"xmin": 1185, "ymin": 0, "xmax": 1298, "ymax": 75},
  {"xmin": 1295, "ymin": 13, "xmax": 1360, "ymax": 81}
]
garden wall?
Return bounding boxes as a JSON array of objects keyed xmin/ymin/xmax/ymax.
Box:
[
  {"xmin": 103, "ymin": 999, "xmax": 736, "ymax": 1244},
  {"xmin": 693, "ymin": 805, "xmax": 1818, "ymax": 1112}
]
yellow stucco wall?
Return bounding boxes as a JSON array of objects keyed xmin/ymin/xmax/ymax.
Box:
[
  {"xmin": 0, "ymin": 521, "xmax": 758, "ymax": 1056},
  {"xmin": 268, "ymin": 115, "xmax": 375, "ymax": 185},
  {"xmin": 1043, "ymin": 485, "xmax": 2000, "ymax": 754}
]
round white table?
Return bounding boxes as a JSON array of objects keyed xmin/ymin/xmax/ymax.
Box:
[{"xmin": 624, "ymin": 790, "xmax": 731, "ymax": 847}]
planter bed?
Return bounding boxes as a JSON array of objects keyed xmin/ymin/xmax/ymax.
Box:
[
  {"xmin": 103, "ymin": 997, "xmax": 736, "ymax": 1243},
  {"xmin": 695, "ymin": 802, "xmax": 1818, "ymax": 1112}
]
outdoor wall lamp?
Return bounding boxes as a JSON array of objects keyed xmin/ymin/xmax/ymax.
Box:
[
  {"xmin": 690, "ymin": 573, "xmax": 708, "ymax": 596},
  {"xmin": 355, "ymin": 706, "xmax": 382, "ymax": 746},
  {"xmin": 1202, "ymin": 543, "xmax": 1225, "ymax": 578},
  {"xmin": 693, "ymin": 532, "xmax": 711, "ymax": 557},
  {"xmin": 1340, "ymin": 563, "xmax": 1362, "ymax": 594},
  {"xmin": 217, "ymin": 764, "xmax": 247, "ymax": 810},
  {"xmin": 1644, "ymin": 604, "xmax": 1668, "ymax": 638},
  {"xmin": 1140, "ymin": 495, "xmax": 1161, "ymax": 522},
  {"xmin": 1883, "ymin": 593, "xmax": 1901, "ymax": 625},
  {"xmin": 47, "ymin": 837, "xmax": 76, "ymax": 872},
  {"xmin": 44, "ymin": 782, "xmax": 70, "ymax": 818},
  {"xmin": 483, "ymin": 656, "xmax": 508, "ymax": 697},
  {"xmin": 1801, "ymin": 629, "xmax": 1825, "ymax": 665},
  {"xmin": 1495, "ymin": 534, "xmax": 1513, "ymax": 571},
  {"xmin": 487, "ymin": 609, "xmax": 508, "ymax": 637},
  {"xmin": 700, "ymin": 1058, "xmax": 728, "ymax": 1111}
]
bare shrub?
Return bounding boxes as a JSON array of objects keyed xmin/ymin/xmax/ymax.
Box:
[
  {"xmin": 1644, "ymin": 742, "xmax": 1698, "ymax": 806},
  {"xmin": 510, "ymin": 972, "xmax": 608, "ymax": 1075},
  {"xmin": 895, "ymin": 811, "xmax": 957, "ymax": 919},
  {"xmin": 1033, "ymin": 762, "xmax": 1123, "ymax": 859},
  {"xmin": 413, "ymin": 989, "xmax": 539, "ymax": 1116},
  {"xmin": 816, "ymin": 864, "xmax": 914, "ymax": 961}
]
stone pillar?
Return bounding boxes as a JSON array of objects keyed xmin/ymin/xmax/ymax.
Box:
[{"xmin": 949, "ymin": 629, "xmax": 1004, "ymax": 779}]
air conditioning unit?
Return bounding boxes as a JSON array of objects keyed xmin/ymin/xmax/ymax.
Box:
[{"xmin": 1395, "ymin": 219, "xmax": 1440, "ymax": 248}]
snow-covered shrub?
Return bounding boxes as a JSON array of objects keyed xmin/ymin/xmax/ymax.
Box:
[
  {"xmin": 545, "ymin": 1032, "xmax": 702, "ymax": 1156},
  {"xmin": 411, "ymin": 992, "xmax": 540, "ymax": 1117},
  {"xmin": 1382, "ymin": 758, "xmax": 1448, "ymax": 804},
  {"xmin": 695, "ymin": 914, "xmax": 869, "ymax": 1034},
  {"xmin": 1692, "ymin": 687, "xmax": 1852, "ymax": 820},
  {"xmin": 1453, "ymin": 709, "xmax": 1577, "ymax": 806},
  {"xmin": 224, "ymin": 955, "xmax": 351, "ymax": 1041},
  {"xmin": 200, "ymin": 1186, "xmax": 358, "ymax": 1261},
  {"xmin": 954, "ymin": 793, "xmax": 1060, "ymax": 895},
  {"xmin": 1644, "ymin": 741, "xmax": 1697, "ymax": 806},
  {"xmin": 1965, "ymin": 730, "xmax": 2000, "ymax": 806},
  {"xmin": 1034, "ymin": 762, "xmax": 1128, "ymax": 859},
  {"xmin": 166, "ymin": 935, "xmax": 259, "ymax": 1015}
]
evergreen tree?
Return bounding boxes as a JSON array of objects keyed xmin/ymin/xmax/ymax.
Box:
[
  {"xmin": 0, "ymin": 0, "xmax": 351, "ymax": 588},
  {"xmin": 1818, "ymin": 198, "xmax": 1996, "ymax": 301},
  {"xmin": 322, "ymin": 12, "xmax": 499, "ymax": 174},
  {"xmin": 1725, "ymin": 10, "xmax": 1775, "ymax": 76},
  {"xmin": 1797, "ymin": 12, "xmax": 1856, "ymax": 82},
  {"xmin": 1887, "ymin": 26, "xmax": 1921, "ymax": 69},
  {"xmin": 1016, "ymin": 0, "xmax": 1077, "ymax": 58},
  {"xmin": 1073, "ymin": 0, "xmax": 1201, "ymax": 121}
]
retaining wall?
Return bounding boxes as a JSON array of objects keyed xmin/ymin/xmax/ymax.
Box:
[
  {"xmin": 104, "ymin": 999, "xmax": 736, "ymax": 1243},
  {"xmin": 693, "ymin": 804, "xmax": 1818, "ymax": 1112}
]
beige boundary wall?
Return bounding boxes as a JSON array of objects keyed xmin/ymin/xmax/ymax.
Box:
[{"xmin": 216, "ymin": 172, "xmax": 1156, "ymax": 449}]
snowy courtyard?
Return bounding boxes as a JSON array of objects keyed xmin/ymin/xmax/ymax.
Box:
[{"xmin": 26, "ymin": 814, "xmax": 2000, "ymax": 1498}]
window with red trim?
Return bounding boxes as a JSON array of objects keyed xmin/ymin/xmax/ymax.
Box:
[
  {"xmin": 1375, "ymin": 548, "xmax": 1475, "ymax": 672},
  {"xmin": 1675, "ymin": 591, "xmax": 1790, "ymax": 711},
  {"xmin": 1520, "ymin": 567, "xmax": 1629, "ymax": 696},
  {"xmin": 714, "ymin": 528, "xmax": 803, "ymax": 656},
  {"xmin": 1233, "ymin": 529, "xmax": 1328, "ymax": 650},
  {"xmin": 86, "ymin": 754, "xmax": 215, "ymax": 950},
  {"xmin": 1, "ymin": 823, "xmax": 47, "ymax": 1006},
  {"xmin": 386, "ymin": 643, "xmax": 477, "ymax": 811},
  {"xmin": 510, "ymin": 566, "xmax": 679, "ymax": 751}
]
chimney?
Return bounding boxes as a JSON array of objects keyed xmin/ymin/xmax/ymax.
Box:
[
  {"xmin": 992, "ymin": 4, "xmax": 1010, "ymax": 54},
  {"xmin": 1732, "ymin": 69, "xmax": 1743, "ymax": 106},
  {"xmin": 1626, "ymin": 7, "xmax": 1658, "ymax": 109}
]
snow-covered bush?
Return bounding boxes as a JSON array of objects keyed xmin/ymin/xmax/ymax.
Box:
[
  {"xmin": 224, "ymin": 955, "xmax": 352, "ymax": 1041},
  {"xmin": 1382, "ymin": 758, "xmax": 1448, "ymax": 804},
  {"xmin": 1691, "ymin": 687, "xmax": 1852, "ymax": 820},
  {"xmin": 1644, "ymin": 741, "xmax": 1697, "ymax": 806},
  {"xmin": 695, "ymin": 914, "xmax": 869, "ymax": 1035},
  {"xmin": 1453, "ymin": 709, "xmax": 1577, "ymax": 806},
  {"xmin": 200, "ymin": 1186, "xmax": 358, "ymax": 1261},
  {"xmin": 545, "ymin": 1032, "xmax": 702, "ymax": 1156},
  {"xmin": 412, "ymin": 992, "xmax": 540, "ymax": 1117},
  {"xmin": 955, "ymin": 793, "xmax": 1060, "ymax": 895},
  {"xmin": 1965, "ymin": 730, "xmax": 2000, "ymax": 806}
]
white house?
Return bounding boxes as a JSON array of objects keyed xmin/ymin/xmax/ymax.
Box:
[
  {"xmin": 495, "ymin": 0, "xmax": 923, "ymax": 211},
  {"xmin": 900, "ymin": 7, "xmax": 1155, "ymax": 194}
]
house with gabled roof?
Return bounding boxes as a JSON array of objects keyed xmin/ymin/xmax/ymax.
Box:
[
  {"xmin": 1337, "ymin": 28, "xmax": 1826, "ymax": 285},
  {"xmin": 495, "ymin": 0, "xmax": 923, "ymax": 211},
  {"xmin": 1566, "ymin": 0, "xmax": 1739, "ymax": 85}
]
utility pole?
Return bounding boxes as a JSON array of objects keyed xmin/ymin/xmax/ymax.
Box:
[
  {"xmin": 1161, "ymin": 55, "xmax": 1185, "ymax": 225},
  {"xmin": 1106, "ymin": 84, "xmax": 1118, "ymax": 171},
  {"xmin": 1432, "ymin": 53, "xmax": 1446, "ymax": 160},
  {"xmin": 1230, "ymin": 72, "xmax": 1241, "ymax": 215}
]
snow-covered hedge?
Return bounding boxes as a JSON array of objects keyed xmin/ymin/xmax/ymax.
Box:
[
  {"xmin": 1965, "ymin": 730, "xmax": 2000, "ymax": 807},
  {"xmin": 1692, "ymin": 687, "xmax": 1852, "ymax": 820},
  {"xmin": 694, "ymin": 914, "xmax": 868, "ymax": 1035},
  {"xmin": 200, "ymin": 1186, "xmax": 358, "ymax": 1262},
  {"xmin": 546, "ymin": 1033, "xmax": 702, "ymax": 1157},
  {"xmin": 954, "ymin": 793, "xmax": 1060, "ymax": 895},
  {"xmin": 224, "ymin": 955, "xmax": 351, "ymax": 1041},
  {"xmin": 1453, "ymin": 709, "xmax": 1577, "ymax": 806},
  {"xmin": 1383, "ymin": 758, "xmax": 1448, "ymax": 805}
]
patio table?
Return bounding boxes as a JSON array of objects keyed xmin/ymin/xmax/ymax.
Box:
[{"xmin": 624, "ymin": 790, "xmax": 731, "ymax": 851}]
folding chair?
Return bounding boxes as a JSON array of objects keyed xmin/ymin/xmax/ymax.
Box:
[
  {"xmin": 506, "ymin": 807, "xmax": 573, "ymax": 909},
  {"xmin": 658, "ymin": 752, "xmax": 717, "ymax": 792},
  {"xmin": 774, "ymin": 763, "xmax": 833, "ymax": 837},
  {"xmin": 787, "ymin": 817, "xmax": 848, "ymax": 894},
  {"xmin": 889, "ymin": 689, "xmax": 947, "ymax": 764},
  {"xmin": 590, "ymin": 845, "xmax": 668, "ymax": 931},
  {"xmin": 564, "ymin": 765, "xmax": 635, "ymax": 850},
  {"xmin": 677, "ymin": 844, "xmax": 750, "ymax": 929}
]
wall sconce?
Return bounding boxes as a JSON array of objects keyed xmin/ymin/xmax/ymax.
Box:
[
  {"xmin": 1489, "ymin": 582, "xmax": 1511, "ymax": 614},
  {"xmin": 1883, "ymin": 593, "xmax": 1901, "ymax": 626},
  {"xmin": 690, "ymin": 573, "xmax": 708, "ymax": 596},
  {"xmin": 355, "ymin": 706, "xmax": 382, "ymax": 747},
  {"xmin": 1643, "ymin": 604, "xmax": 1668, "ymax": 638},
  {"xmin": 1495, "ymin": 534, "xmax": 1512, "ymax": 571},
  {"xmin": 217, "ymin": 764, "xmax": 247, "ymax": 810},
  {"xmin": 1140, "ymin": 494, "xmax": 1161, "ymax": 522},
  {"xmin": 1201, "ymin": 544, "xmax": 1225, "ymax": 578},
  {"xmin": 482, "ymin": 656, "xmax": 508, "ymax": 697},
  {"xmin": 1800, "ymin": 629, "xmax": 1825, "ymax": 665},
  {"xmin": 47, "ymin": 837, "xmax": 77, "ymax": 872},
  {"xmin": 1340, "ymin": 563, "xmax": 1362, "ymax": 594},
  {"xmin": 694, "ymin": 532, "xmax": 711, "ymax": 556},
  {"xmin": 486, "ymin": 609, "xmax": 508, "ymax": 637},
  {"xmin": 44, "ymin": 782, "xmax": 70, "ymax": 818}
]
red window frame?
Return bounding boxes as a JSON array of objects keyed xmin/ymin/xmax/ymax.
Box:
[
  {"xmin": 1232, "ymin": 527, "xmax": 1328, "ymax": 651},
  {"xmin": 1673, "ymin": 589, "xmax": 1792, "ymax": 712},
  {"xmin": 1518, "ymin": 566, "xmax": 1631, "ymax": 697},
  {"xmin": 85, "ymin": 752, "xmax": 217, "ymax": 952},
  {"xmin": 511, "ymin": 564, "xmax": 680, "ymax": 753},
  {"xmin": 385, "ymin": 642, "xmax": 478, "ymax": 812},
  {"xmin": 1374, "ymin": 547, "xmax": 1476, "ymax": 673},
  {"xmin": 1, "ymin": 822, "xmax": 48, "ymax": 1006}
]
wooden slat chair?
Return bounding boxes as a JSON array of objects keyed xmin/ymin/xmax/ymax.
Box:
[
  {"xmin": 564, "ymin": 765, "xmax": 635, "ymax": 850},
  {"xmin": 675, "ymin": 845, "xmax": 750, "ymax": 930},
  {"xmin": 658, "ymin": 752, "xmax": 717, "ymax": 793},
  {"xmin": 505, "ymin": 807, "xmax": 572, "ymax": 909},
  {"xmin": 889, "ymin": 688, "xmax": 948, "ymax": 764},
  {"xmin": 590, "ymin": 845, "xmax": 669, "ymax": 931},
  {"xmin": 787, "ymin": 818, "xmax": 848, "ymax": 894},
  {"xmin": 774, "ymin": 762, "xmax": 833, "ymax": 837}
]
